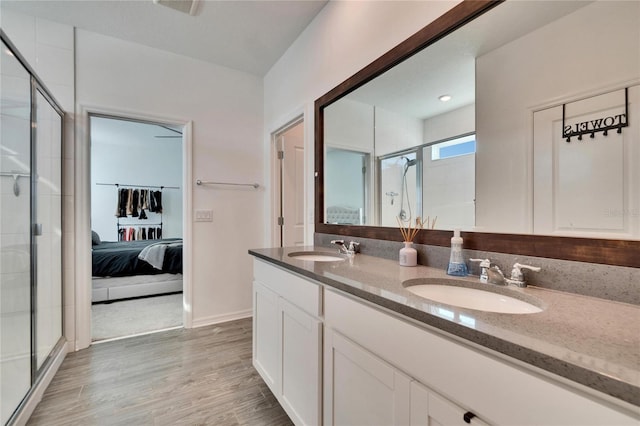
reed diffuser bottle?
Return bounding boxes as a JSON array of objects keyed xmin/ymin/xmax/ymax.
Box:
[
  {"xmin": 399, "ymin": 241, "xmax": 417, "ymax": 266},
  {"xmin": 397, "ymin": 217, "xmax": 421, "ymax": 267}
]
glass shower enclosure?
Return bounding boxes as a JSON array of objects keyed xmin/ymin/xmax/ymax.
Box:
[{"xmin": 1, "ymin": 33, "xmax": 64, "ymax": 424}]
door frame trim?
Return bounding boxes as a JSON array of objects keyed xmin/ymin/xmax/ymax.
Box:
[
  {"xmin": 270, "ymin": 115, "xmax": 304, "ymax": 247},
  {"xmin": 75, "ymin": 105, "xmax": 193, "ymax": 350}
]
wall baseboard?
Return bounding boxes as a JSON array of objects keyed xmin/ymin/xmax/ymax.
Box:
[
  {"xmin": 191, "ymin": 309, "xmax": 252, "ymax": 328},
  {"xmin": 11, "ymin": 341, "xmax": 68, "ymax": 426}
]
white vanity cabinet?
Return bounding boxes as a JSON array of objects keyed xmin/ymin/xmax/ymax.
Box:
[
  {"xmin": 410, "ymin": 381, "xmax": 489, "ymax": 426},
  {"xmin": 324, "ymin": 325, "xmax": 489, "ymax": 426},
  {"xmin": 324, "ymin": 328, "xmax": 412, "ymax": 425},
  {"xmin": 324, "ymin": 288, "xmax": 636, "ymax": 426},
  {"xmin": 251, "ymin": 257, "xmax": 637, "ymax": 426},
  {"xmin": 252, "ymin": 260, "xmax": 322, "ymax": 426}
]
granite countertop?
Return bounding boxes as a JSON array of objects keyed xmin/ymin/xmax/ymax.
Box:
[{"xmin": 248, "ymin": 246, "xmax": 640, "ymax": 408}]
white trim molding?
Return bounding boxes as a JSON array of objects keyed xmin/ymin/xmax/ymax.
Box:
[
  {"xmin": 74, "ymin": 104, "xmax": 193, "ymax": 349},
  {"xmin": 191, "ymin": 309, "xmax": 253, "ymax": 328}
]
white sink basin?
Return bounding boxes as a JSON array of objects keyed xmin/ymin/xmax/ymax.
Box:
[
  {"xmin": 288, "ymin": 251, "xmax": 345, "ymax": 262},
  {"xmin": 404, "ymin": 280, "xmax": 543, "ymax": 314}
]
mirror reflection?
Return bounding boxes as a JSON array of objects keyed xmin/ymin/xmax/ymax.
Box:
[{"xmin": 323, "ymin": 0, "xmax": 639, "ymax": 239}]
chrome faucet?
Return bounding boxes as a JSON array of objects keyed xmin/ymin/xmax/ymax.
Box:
[
  {"xmin": 505, "ymin": 263, "xmax": 541, "ymax": 288},
  {"xmin": 330, "ymin": 240, "xmax": 360, "ymax": 255},
  {"xmin": 486, "ymin": 265, "xmax": 507, "ymax": 286}
]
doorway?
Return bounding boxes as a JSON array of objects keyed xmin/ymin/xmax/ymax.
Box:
[
  {"xmin": 273, "ymin": 119, "xmax": 305, "ymax": 247},
  {"xmin": 89, "ymin": 114, "xmax": 185, "ymax": 341}
]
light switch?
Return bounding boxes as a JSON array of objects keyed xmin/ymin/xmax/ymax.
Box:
[{"xmin": 195, "ymin": 209, "xmax": 213, "ymax": 222}]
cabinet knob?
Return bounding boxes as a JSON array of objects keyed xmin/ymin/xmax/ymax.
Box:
[{"xmin": 463, "ymin": 411, "xmax": 477, "ymax": 424}]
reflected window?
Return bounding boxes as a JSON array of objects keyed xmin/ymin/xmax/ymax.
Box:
[{"xmin": 431, "ymin": 134, "xmax": 476, "ymax": 160}]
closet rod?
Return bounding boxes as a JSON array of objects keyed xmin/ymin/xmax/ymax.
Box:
[
  {"xmin": 96, "ymin": 183, "xmax": 180, "ymax": 189},
  {"xmin": 196, "ymin": 180, "xmax": 259, "ymax": 189}
]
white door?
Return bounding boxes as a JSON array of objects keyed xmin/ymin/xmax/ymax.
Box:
[
  {"xmin": 279, "ymin": 121, "xmax": 305, "ymax": 247},
  {"xmin": 324, "ymin": 328, "xmax": 411, "ymax": 426},
  {"xmin": 252, "ymin": 281, "xmax": 281, "ymax": 395},
  {"xmin": 280, "ymin": 298, "xmax": 322, "ymax": 426},
  {"xmin": 533, "ymin": 86, "xmax": 639, "ymax": 238},
  {"xmin": 410, "ymin": 381, "xmax": 489, "ymax": 426}
]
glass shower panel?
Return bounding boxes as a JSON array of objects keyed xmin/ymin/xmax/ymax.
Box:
[
  {"xmin": 380, "ymin": 152, "xmax": 421, "ymax": 227},
  {"xmin": 0, "ymin": 41, "xmax": 32, "ymax": 425},
  {"xmin": 34, "ymin": 89, "xmax": 62, "ymax": 370}
]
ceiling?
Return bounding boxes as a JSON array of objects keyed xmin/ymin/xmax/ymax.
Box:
[
  {"xmin": 1, "ymin": 0, "xmax": 328, "ymax": 76},
  {"xmin": 345, "ymin": 1, "xmax": 590, "ymax": 120}
]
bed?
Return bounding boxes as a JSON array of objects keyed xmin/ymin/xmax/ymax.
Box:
[
  {"xmin": 91, "ymin": 236, "xmax": 183, "ymax": 303},
  {"xmin": 326, "ymin": 205, "xmax": 363, "ymax": 225}
]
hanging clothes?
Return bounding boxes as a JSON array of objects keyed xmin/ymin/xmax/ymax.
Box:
[
  {"xmin": 150, "ymin": 191, "xmax": 163, "ymax": 213},
  {"xmin": 142, "ymin": 189, "xmax": 149, "ymax": 210},
  {"xmin": 156, "ymin": 226, "xmax": 162, "ymax": 239},
  {"xmin": 126, "ymin": 189, "xmax": 133, "ymax": 216},
  {"xmin": 139, "ymin": 189, "xmax": 148, "ymax": 220},
  {"xmin": 116, "ymin": 188, "xmax": 128, "ymax": 217},
  {"xmin": 131, "ymin": 189, "xmax": 139, "ymax": 217}
]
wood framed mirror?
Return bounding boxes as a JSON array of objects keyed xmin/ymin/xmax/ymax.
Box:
[{"xmin": 315, "ymin": 0, "xmax": 640, "ymax": 268}]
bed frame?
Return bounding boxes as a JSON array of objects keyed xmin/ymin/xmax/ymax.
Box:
[{"xmin": 92, "ymin": 273, "xmax": 183, "ymax": 303}]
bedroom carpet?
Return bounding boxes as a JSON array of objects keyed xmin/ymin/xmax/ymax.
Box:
[{"xmin": 92, "ymin": 293, "xmax": 183, "ymax": 341}]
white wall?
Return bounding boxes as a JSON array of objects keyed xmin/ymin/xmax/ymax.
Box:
[
  {"xmin": 324, "ymin": 98, "xmax": 373, "ymax": 152},
  {"xmin": 423, "ymin": 103, "xmax": 474, "ymax": 145},
  {"xmin": 76, "ymin": 30, "xmax": 264, "ymax": 330},
  {"xmin": 423, "ymin": 149, "xmax": 475, "ymax": 230},
  {"xmin": 264, "ymin": 0, "xmax": 462, "ymax": 239},
  {"xmin": 374, "ymin": 107, "xmax": 423, "ymax": 157},
  {"xmin": 475, "ymin": 1, "xmax": 640, "ymax": 233},
  {"xmin": 90, "ymin": 121, "xmax": 183, "ymax": 242}
]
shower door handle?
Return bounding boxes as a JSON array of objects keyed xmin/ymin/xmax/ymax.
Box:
[{"xmin": 34, "ymin": 223, "xmax": 43, "ymax": 236}]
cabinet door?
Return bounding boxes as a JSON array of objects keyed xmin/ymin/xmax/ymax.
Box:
[
  {"xmin": 325, "ymin": 328, "xmax": 411, "ymax": 426},
  {"xmin": 410, "ymin": 381, "xmax": 489, "ymax": 426},
  {"xmin": 280, "ymin": 298, "xmax": 322, "ymax": 426},
  {"xmin": 253, "ymin": 281, "xmax": 281, "ymax": 395}
]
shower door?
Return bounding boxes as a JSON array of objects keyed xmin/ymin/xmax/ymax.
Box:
[
  {"xmin": 1, "ymin": 38, "xmax": 33, "ymax": 425},
  {"xmin": 1, "ymin": 36, "xmax": 64, "ymax": 424},
  {"xmin": 379, "ymin": 150, "xmax": 422, "ymax": 227}
]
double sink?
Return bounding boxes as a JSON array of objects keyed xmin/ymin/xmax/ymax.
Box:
[{"xmin": 288, "ymin": 251, "xmax": 544, "ymax": 315}]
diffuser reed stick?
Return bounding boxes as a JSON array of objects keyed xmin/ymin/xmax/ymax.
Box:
[
  {"xmin": 397, "ymin": 215, "xmax": 440, "ymax": 242},
  {"xmin": 397, "ymin": 216, "xmax": 423, "ymax": 242}
]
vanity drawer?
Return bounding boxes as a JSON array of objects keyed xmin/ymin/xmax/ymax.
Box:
[{"xmin": 253, "ymin": 259, "xmax": 322, "ymax": 317}]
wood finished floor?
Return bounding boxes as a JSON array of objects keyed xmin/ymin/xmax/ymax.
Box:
[{"xmin": 27, "ymin": 318, "xmax": 294, "ymax": 426}]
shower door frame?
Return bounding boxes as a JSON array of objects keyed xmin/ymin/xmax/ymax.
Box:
[
  {"xmin": 1, "ymin": 29, "xmax": 66, "ymax": 425},
  {"xmin": 377, "ymin": 147, "xmax": 423, "ymax": 226}
]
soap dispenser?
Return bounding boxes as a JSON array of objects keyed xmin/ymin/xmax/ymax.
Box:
[{"xmin": 447, "ymin": 229, "xmax": 468, "ymax": 276}]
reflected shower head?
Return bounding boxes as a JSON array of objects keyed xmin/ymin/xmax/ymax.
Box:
[{"xmin": 401, "ymin": 157, "xmax": 417, "ymax": 167}]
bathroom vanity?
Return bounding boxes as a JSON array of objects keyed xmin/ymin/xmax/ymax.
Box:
[{"xmin": 249, "ymin": 247, "xmax": 639, "ymax": 426}]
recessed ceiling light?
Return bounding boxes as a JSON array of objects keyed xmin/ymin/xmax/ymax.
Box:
[{"xmin": 439, "ymin": 95, "xmax": 452, "ymax": 102}]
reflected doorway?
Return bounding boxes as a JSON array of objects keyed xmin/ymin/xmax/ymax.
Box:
[{"xmin": 324, "ymin": 148, "xmax": 371, "ymax": 225}]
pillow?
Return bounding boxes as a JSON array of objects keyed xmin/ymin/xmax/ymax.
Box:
[{"xmin": 91, "ymin": 230, "xmax": 101, "ymax": 246}]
